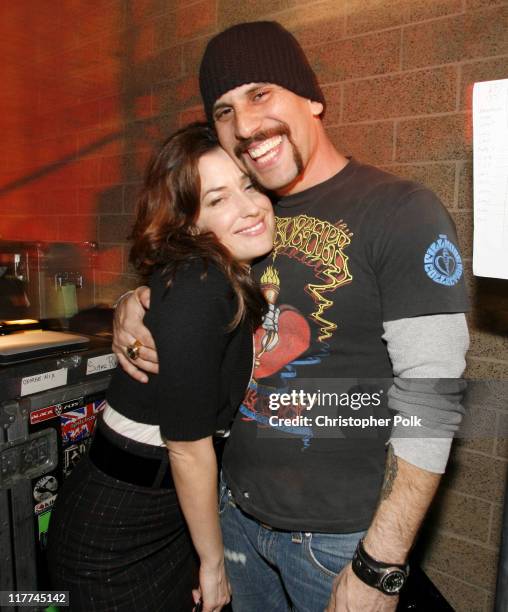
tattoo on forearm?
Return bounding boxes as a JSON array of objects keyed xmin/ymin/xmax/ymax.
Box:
[{"xmin": 381, "ymin": 443, "xmax": 398, "ymax": 501}]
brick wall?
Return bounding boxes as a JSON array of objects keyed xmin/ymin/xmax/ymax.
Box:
[{"xmin": 1, "ymin": 1, "xmax": 507, "ymax": 609}]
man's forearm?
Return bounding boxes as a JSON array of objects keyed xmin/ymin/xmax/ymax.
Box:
[
  {"xmin": 362, "ymin": 443, "xmax": 441, "ymax": 564},
  {"xmin": 363, "ymin": 314, "xmax": 468, "ymax": 563}
]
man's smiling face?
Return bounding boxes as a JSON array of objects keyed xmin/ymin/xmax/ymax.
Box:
[{"xmin": 213, "ymin": 83, "xmax": 324, "ymax": 195}]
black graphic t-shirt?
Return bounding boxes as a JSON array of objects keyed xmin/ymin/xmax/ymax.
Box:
[{"xmin": 222, "ymin": 158, "xmax": 469, "ymax": 533}]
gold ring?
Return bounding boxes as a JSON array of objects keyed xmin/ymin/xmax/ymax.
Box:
[{"xmin": 126, "ymin": 339, "xmax": 142, "ymax": 361}]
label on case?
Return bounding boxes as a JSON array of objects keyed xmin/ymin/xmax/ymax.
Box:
[
  {"xmin": 30, "ymin": 397, "xmax": 84, "ymax": 425},
  {"xmin": 30, "ymin": 406, "xmax": 58, "ymax": 425},
  {"xmin": 34, "ymin": 494, "xmax": 57, "ymax": 515},
  {"xmin": 86, "ymin": 353, "xmax": 118, "ymax": 375},
  {"xmin": 21, "ymin": 369, "xmax": 68, "ymax": 397},
  {"xmin": 33, "ymin": 475, "xmax": 58, "ymax": 502},
  {"xmin": 59, "ymin": 400, "xmax": 105, "ymax": 445}
]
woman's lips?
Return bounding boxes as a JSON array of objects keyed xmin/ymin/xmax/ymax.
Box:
[{"xmin": 235, "ymin": 219, "xmax": 266, "ymax": 236}]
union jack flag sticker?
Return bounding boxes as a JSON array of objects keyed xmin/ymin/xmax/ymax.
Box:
[{"xmin": 59, "ymin": 399, "xmax": 106, "ymax": 445}]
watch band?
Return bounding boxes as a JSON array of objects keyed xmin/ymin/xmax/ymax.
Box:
[{"xmin": 351, "ymin": 539, "xmax": 409, "ymax": 595}]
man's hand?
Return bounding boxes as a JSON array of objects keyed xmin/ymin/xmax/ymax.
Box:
[
  {"xmin": 325, "ymin": 563, "xmax": 397, "ymax": 612},
  {"xmin": 112, "ymin": 286, "xmax": 159, "ymax": 383},
  {"xmin": 325, "ymin": 445, "xmax": 440, "ymax": 612}
]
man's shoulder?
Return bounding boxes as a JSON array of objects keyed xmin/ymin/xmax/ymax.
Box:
[{"xmin": 352, "ymin": 161, "xmax": 429, "ymax": 202}]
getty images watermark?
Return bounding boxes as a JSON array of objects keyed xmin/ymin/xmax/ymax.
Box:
[
  {"xmin": 267, "ymin": 389, "xmax": 421, "ymax": 429},
  {"xmin": 245, "ymin": 379, "xmax": 507, "ymax": 441}
]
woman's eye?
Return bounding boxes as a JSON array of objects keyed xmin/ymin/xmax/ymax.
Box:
[
  {"xmin": 209, "ymin": 197, "xmax": 223, "ymax": 207},
  {"xmin": 245, "ymin": 183, "xmax": 255, "ymax": 191}
]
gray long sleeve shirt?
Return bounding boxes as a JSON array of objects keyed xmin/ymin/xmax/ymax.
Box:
[{"xmin": 383, "ymin": 313, "xmax": 470, "ymax": 473}]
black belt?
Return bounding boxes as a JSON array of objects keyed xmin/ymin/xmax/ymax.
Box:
[{"xmin": 89, "ymin": 426, "xmax": 175, "ymax": 489}]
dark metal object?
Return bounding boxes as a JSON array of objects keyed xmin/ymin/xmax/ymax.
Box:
[{"xmin": 495, "ymin": 468, "xmax": 508, "ymax": 612}]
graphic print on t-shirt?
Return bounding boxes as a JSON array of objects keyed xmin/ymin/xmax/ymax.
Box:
[
  {"xmin": 240, "ymin": 214, "xmax": 354, "ymax": 447},
  {"xmin": 273, "ymin": 214, "xmax": 353, "ymax": 341},
  {"xmin": 424, "ymin": 234, "xmax": 463, "ymax": 286},
  {"xmin": 254, "ymin": 265, "xmax": 311, "ymax": 378}
]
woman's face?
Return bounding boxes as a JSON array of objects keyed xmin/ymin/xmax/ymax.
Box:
[{"xmin": 196, "ymin": 147, "xmax": 275, "ymax": 264}]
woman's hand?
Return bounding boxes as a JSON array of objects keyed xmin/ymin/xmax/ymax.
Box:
[
  {"xmin": 167, "ymin": 438, "xmax": 229, "ymax": 610},
  {"xmin": 192, "ymin": 559, "xmax": 231, "ymax": 612}
]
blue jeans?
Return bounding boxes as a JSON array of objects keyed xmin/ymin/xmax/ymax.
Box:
[{"xmin": 219, "ymin": 479, "xmax": 365, "ymax": 612}]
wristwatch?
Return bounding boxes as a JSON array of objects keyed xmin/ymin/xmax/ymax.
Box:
[{"xmin": 351, "ymin": 539, "xmax": 409, "ymax": 596}]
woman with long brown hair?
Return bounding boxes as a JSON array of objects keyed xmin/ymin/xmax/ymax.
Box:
[{"xmin": 47, "ymin": 123, "xmax": 275, "ymax": 612}]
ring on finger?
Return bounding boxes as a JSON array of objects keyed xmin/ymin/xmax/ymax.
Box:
[{"xmin": 126, "ymin": 339, "xmax": 142, "ymax": 361}]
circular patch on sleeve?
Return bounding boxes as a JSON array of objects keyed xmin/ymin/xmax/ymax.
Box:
[{"xmin": 424, "ymin": 234, "xmax": 463, "ymax": 286}]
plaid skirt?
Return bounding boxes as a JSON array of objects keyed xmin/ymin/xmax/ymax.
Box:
[{"xmin": 47, "ymin": 424, "xmax": 197, "ymax": 612}]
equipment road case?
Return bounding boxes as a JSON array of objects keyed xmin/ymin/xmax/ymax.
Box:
[{"xmin": 0, "ymin": 341, "xmax": 117, "ymax": 611}]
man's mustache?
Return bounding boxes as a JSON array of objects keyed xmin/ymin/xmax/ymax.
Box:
[{"xmin": 234, "ymin": 124, "xmax": 291, "ymax": 159}]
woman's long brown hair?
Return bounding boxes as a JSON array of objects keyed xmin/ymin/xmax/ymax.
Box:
[{"xmin": 129, "ymin": 122, "xmax": 267, "ymax": 329}]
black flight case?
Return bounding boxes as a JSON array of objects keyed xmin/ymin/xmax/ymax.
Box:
[{"xmin": 0, "ymin": 337, "xmax": 116, "ymax": 612}]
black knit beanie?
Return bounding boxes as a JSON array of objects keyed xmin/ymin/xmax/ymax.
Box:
[{"xmin": 199, "ymin": 21, "xmax": 325, "ymax": 124}]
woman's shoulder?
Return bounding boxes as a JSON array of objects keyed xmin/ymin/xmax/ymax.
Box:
[{"xmin": 150, "ymin": 259, "xmax": 233, "ymax": 299}]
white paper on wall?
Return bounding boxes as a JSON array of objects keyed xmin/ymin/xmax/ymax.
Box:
[{"xmin": 472, "ymin": 78, "xmax": 508, "ymax": 280}]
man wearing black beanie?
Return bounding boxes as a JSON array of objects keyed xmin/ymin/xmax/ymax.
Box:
[{"xmin": 114, "ymin": 21, "xmax": 469, "ymax": 612}]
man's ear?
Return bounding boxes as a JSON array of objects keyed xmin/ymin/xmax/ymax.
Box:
[{"xmin": 310, "ymin": 100, "xmax": 324, "ymax": 117}]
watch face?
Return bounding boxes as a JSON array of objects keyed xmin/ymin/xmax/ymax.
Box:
[{"xmin": 381, "ymin": 570, "xmax": 406, "ymax": 594}]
